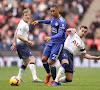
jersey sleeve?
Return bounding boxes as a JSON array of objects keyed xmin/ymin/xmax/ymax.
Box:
[
  {"xmin": 80, "ymin": 42, "xmax": 86, "ymax": 53},
  {"xmin": 38, "ymin": 19, "xmax": 51, "ymax": 24},
  {"xmin": 50, "ymin": 22, "xmax": 66, "ymax": 39}
]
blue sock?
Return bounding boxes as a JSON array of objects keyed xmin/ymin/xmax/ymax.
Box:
[
  {"xmin": 51, "ymin": 65, "xmax": 56, "ymax": 80},
  {"xmin": 43, "ymin": 62, "xmax": 50, "ymax": 74}
]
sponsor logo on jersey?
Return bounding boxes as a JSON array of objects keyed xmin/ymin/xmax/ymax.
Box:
[
  {"xmin": 51, "ymin": 26, "xmax": 57, "ymax": 33},
  {"xmin": 60, "ymin": 24, "xmax": 65, "ymax": 29}
]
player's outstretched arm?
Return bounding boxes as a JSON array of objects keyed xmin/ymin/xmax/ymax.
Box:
[
  {"xmin": 67, "ymin": 28, "xmax": 76, "ymax": 34},
  {"xmin": 32, "ymin": 19, "xmax": 51, "ymax": 25},
  {"xmin": 81, "ymin": 53, "xmax": 100, "ymax": 60}
]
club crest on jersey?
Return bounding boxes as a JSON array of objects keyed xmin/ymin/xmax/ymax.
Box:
[
  {"xmin": 55, "ymin": 22, "xmax": 58, "ymax": 26},
  {"xmin": 62, "ymin": 24, "xmax": 64, "ymax": 27}
]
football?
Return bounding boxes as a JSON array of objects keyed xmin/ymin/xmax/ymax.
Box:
[{"xmin": 10, "ymin": 76, "xmax": 21, "ymax": 86}]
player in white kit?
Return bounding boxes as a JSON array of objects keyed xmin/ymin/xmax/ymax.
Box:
[
  {"xmin": 52, "ymin": 26, "xmax": 100, "ymax": 86},
  {"xmin": 11, "ymin": 9, "xmax": 43, "ymax": 82}
]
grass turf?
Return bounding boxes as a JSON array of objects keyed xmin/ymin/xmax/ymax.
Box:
[{"xmin": 0, "ymin": 67, "xmax": 100, "ymax": 90}]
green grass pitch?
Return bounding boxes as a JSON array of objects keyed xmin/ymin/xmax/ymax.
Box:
[{"xmin": 0, "ymin": 67, "xmax": 100, "ymax": 90}]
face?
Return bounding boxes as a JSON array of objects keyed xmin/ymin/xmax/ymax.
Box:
[
  {"xmin": 50, "ymin": 7, "xmax": 58, "ymax": 18},
  {"xmin": 78, "ymin": 28, "xmax": 88, "ymax": 38},
  {"xmin": 23, "ymin": 11, "xmax": 31, "ymax": 23}
]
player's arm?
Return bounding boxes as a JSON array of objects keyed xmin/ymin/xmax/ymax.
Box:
[
  {"xmin": 67, "ymin": 28, "xmax": 76, "ymax": 34},
  {"xmin": 10, "ymin": 29, "xmax": 18, "ymax": 50},
  {"xmin": 50, "ymin": 22, "xmax": 66, "ymax": 39},
  {"xmin": 13, "ymin": 29, "xmax": 18, "ymax": 43},
  {"xmin": 81, "ymin": 53, "xmax": 100, "ymax": 60},
  {"xmin": 80, "ymin": 43, "xmax": 100, "ymax": 60},
  {"xmin": 32, "ymin": 19, "xmax": 51, "ymax": 25},
  {"xmin": 44, "ymin": 30, "xmax": 64, "ymax": 42},
  {"xmin": 17, "ymin": 26, "xmax": 33, "ymax": 45},
  {"xmin": 17, "ymin": 34, "xmax": 33, "ymax": 45}
]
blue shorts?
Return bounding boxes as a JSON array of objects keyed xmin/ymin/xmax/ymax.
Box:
[
  {"xmin": 59, "ymin": 49, "xmax": 73, "ymax": 73},
  {"xmin": 16, "ymin": 43, "xmax": 33, "ymax": 59},
  {"xmin": 43, "ymin": 43, "xmax": 64, "ymax": 61}
]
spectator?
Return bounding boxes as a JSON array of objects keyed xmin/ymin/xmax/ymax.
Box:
[
  {"xmin": 0, "ymin": 0, "xmax": 92, "ymax": 51},
  {"xmin": 70, "ymin": 1, "xmax": 79, "ymax": 15}
]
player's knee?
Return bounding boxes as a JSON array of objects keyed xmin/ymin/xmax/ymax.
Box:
[
  {"xmin": 41, "ymin": 58, "xmax": 47, "ymax": 62},
  {"xmin": 49, "ymin": 60, "xmax": 55, "ymax": 65},
  {"xmin": 49, "ymin": 62, "xmax": 52, "ymax": 65},
  {"xmin": 66, "ymin": 79, "xmax": 72, "ymax": 82},
  {"xmin": 23, "ymin": 62, "xmax": 28, "ymax": 66},
  {"xmin": 62, "ymin": 63, "xmax": 68, "ymax": 69}
]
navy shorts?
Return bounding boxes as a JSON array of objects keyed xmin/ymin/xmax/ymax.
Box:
[
  {"xmin": 43, "ymin": 43, "xmax": 64, "ymax": 61},
  {"xmin": 16, "ymin": 43, "xmax": 33, "ymax": 59},
  {"xmin": 59, "ymin": 49, "xmax": 73, "ymax": 73}
]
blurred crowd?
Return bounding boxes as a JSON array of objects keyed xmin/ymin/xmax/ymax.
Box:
[
  {"xmin": 84, "ymin": 10, "xmax": 100, "ymax": 51},
  {"xmin": 0, "ymin": 0, "xmax": 92, "ymax": 51}
]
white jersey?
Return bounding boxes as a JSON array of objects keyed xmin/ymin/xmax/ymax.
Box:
[
  {"xmin": 64, "ymin": 33, "xmax": 86, "ymax": 55},
  {"xmin": 16, "ymin": 19, "xmax": 29, "ymax": 44}
]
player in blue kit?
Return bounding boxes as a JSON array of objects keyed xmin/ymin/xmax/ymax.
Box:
[{"xmin": 32, "ymin": 5, "xmax": 66, "ymax": 85}]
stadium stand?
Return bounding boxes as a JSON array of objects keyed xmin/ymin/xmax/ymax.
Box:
[{"xmin": 0, "ymin": 0, "xmax": 92, "ymax": 51}]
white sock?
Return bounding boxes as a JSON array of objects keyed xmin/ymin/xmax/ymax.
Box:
[
  {"xmin": 29, "ymin": 64, "xmax": 37, "ymax": 80},
  {"xmin": 59, "ymin": 76, "xmax": 66, "ymax": 83},
  {"xmin": 55, "ymin": 66, "xmax": 65, "ymax": 82},
  {"xmin": 18, "ymin": 68, "xmax": 25, "ymax": 79}
]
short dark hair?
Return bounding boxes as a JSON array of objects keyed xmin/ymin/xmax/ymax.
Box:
[
  {"xmin": 80, "ymin": 26, "xmax": 88, "ymax": 30},
  {"xmin": 50, "ymin": 4, "xmax": 58, "ymax": 9}
]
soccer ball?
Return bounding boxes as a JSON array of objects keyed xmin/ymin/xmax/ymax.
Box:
[{"xmin": 10, "ymin": 76, "xmax": 21, "ymax": 86}]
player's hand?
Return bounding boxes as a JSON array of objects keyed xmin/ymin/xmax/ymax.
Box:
[
  {"xmin": 96, "ymin": 56, "xmax": 100, "ymax": 60},
  {"xmin": 31, "ymin": 21, "xmax": 38, "ymax": 25},
  {"xmin": 10, "ymin": 42, "xmax": 16, "ymax": 51},
  {"xmin": 67, "ymin": 28, "xmax": 76, "ymax": 34},
  {"xmin": 44, "ymin": 37, "xmax": 51, "ymax": 42},
  {"xmin": 27, "ymin": 41, "xmax": 33, "ymax": 45}
]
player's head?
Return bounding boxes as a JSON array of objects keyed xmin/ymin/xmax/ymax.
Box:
[
  {"xmin": 22, "ymin": 8, "xmax": 31, "ymax": 23},
  {"xmin": 78, "ymin": 26, "xmax": 88, "ymax": 38},
  {"xmin": 50, "ymin": 5, "xmax": 59, "ymax": 18}
]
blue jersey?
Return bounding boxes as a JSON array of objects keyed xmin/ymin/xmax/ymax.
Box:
[{"xmin": 38, "ymin": 16, "xmax": 66, "ymax": 44}]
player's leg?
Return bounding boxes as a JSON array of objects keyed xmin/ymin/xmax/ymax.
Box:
[
  {"xmin": 59, "ymin": 72, "xmax": 73, "ymax": 83},
  {"xmin": 17, "ymin": 43, "xmax": 40, "ymax": 82},
  {"xmin": 16, "ymin": 44, "xmax": 28, "ymax": 80},
  {"xmin": 17, "ymin": 58, "xmax": 28, "ymax": 80},
  {"xmin": 48, "ymin": 59, "xmax": 56, "ymax": 86},
  {"xmin": 28, "ymin": 56, "xmax": 43, "ymax": 82},
  {"xmin": 42, "ymin": 56, "xmax": 50, "ymax": 75},
  {"xmin": 54, "ymin": 59, "xmax": 69, "ymax": 83},
  {"xmin": 42, "ymin": 45, "xmax": 51, "ymax": 84},
  {"xmin": 42, "ymin": 56, "xmax": 52, "ymax": 84},
  {"xmin": 49, "ymin": 43, "xmax": 63, "ymax": 86},
  {"xmin": 28, "ymin": 56, "xmax": 37, "ymax": 80},
  {"xmin": 53, "ymin": 49, "xmax": 73, "ymax": 86}
]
